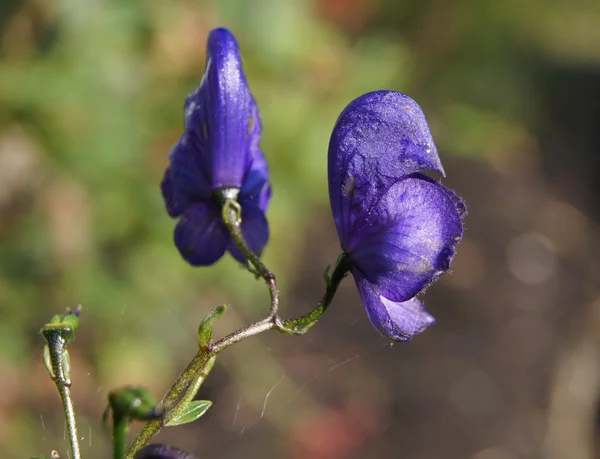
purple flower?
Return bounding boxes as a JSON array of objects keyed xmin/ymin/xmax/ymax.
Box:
[
  {"xmin": 162, "ymin": 28, "xmax": 271, "ymax": 266},
  {"xmin": 134, "ymin": 444, "xmax": 198, "ymax": 459},
  {"xmin": 329, "ymin": 91, "xmax": 465, "ymax": 341}
]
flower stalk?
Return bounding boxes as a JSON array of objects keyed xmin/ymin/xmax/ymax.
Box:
[
  {"xmin": 126, "ymin": 201, "xmax": 350, "ymax": 457},
  {"xmin": 41, "ymin": 318, "xmax": 81, "ymax": 459}
]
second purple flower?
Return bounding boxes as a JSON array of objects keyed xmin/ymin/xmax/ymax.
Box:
[{"xmin": 329, "ymin": 91, "xmax": 466, "ymax": 341}]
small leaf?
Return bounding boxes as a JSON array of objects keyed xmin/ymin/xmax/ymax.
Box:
[
  {"xmin": 197, "ymin": 305, "xmax": 227, "ymax": 348},
  {"xmin": 49, "ymin": 314, "xmax": 62, "ymax": 324},
  {"xmin": 166, "ymin": 400, "xmax": 212, "ymax": 426},
  {"xmin": 278, "ymin": 320, "xmax": 318, "ymax": 336},
  {"xmin": 61, "ymin": 313, "xmax": 79, "ymax": 331},
  {"xmin": 42, "ymin": 345, "xmax": 54, "ymax": 378}
]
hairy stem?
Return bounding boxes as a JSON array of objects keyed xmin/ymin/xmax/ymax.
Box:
[
  {"xmin": 127, "ymin": 201, "xmax": 349, "ymax": 457},
  {"xmin": 282, "ymin": 252, "xmax": 350, "ymax": 330},
  {"xmin": 221, "ymin": 198, "xmax": 280, "ymax": 317},
  {"xmin": 42, "ymin": 331, "xmax": 81, "ymax": 459},
  {"xmin": 126, "ymin": 318, "xmax": 277, "ymax": 458},
  {"xmin": 126, "ymin": 348, "xmax": 209, "ymax": 458},
  {"xmin": 57, "ymin": 378, "xmax": 81, "ymax": 459},
  {"xmin": 165, "ymin": 355, "xmax": 216, "ymax": 424}
]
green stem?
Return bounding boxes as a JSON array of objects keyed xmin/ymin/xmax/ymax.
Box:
[
  {"xmin": 165, "ymin": 355, "xmax": 216, "ymax": 424},
  {"xmin": 221, "ymin": 198, "xmax": 280, "ymax": 317},
  {"xmin": 57, "ymin": 379, "xmax": 81, "ymax": 459},
  {"xmin": 127, "ymin": 200, "xmax": 350, "ymax": 457},
  {"xmin": 126, "ymin": 316, "xmax": 277, "ymax": 458},
  {"xmin": 113, "ymin": 415, "xmax": 129, "ymax": 459},
  {"xmin": 282, "ymin": 252, "xmax": 351, "ymax": 330},
  {"xmin": 42, "ymin": 330, "xmax": 81, "ymax": 459},
  {"xmin": 126, "ymin": 348, "xmax": 209, "ymax": 458}
]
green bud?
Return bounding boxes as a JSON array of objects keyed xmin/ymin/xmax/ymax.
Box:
[
  {"xmin": 197, "ymin": 305, "xmax": 227, "ymax": 348},
  {"xmin": 108, "ymin": 386, "xmax": 163, "ymax": 422}
]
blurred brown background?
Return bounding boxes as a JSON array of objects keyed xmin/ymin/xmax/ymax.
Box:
[{"xmin": 1, "ymin": 0, "xmax": 600, "ymax": 458}]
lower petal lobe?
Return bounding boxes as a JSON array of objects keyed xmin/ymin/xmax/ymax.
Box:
[
  {"xmin": 169, "ymin": 137, "xmax": 212, "ymax": 203},
  {"xmin": 161, "ymin": 168, "xmax": 183, "ymax": 218},
  {"xmin": 174, "ymin": 202, "xmax": 227, "ymax": 266},
  {"xmin": 240, "ymin": 149, "xmax": 271, "ymax": 213},
  {"xmin": 354, "ymin": 274, "xmax": 434, "ymax": 341},
  {"xmin": 349, "ymin": 174, "xmax": 464, "ymax": 302}
]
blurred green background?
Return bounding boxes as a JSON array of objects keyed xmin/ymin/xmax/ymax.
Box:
[{"xmin": 2, "ymin": 0, "xmax": 600, "ymax": 458}]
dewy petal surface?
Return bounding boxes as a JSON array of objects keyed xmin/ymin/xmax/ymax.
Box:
[
  {"xmin": 162, "ymin": 28, "xmax": 271, "ymax": 268},
  {"xmin": 184, "ymin": 27, "xmax": 259, "ymax": 189},
  {"xmin": 328, "ymin": 90, "xmax": 445, "ymax": 246},
  {"xmin": 349, "ymin": 173, "xmax": 464, "ymax": 302},
  {"xmin": 355, "ymin": 274, "xmax": 435, "ymax": 341},
  {"xmin": 174, "ymin": 203, "xmax": 227, "ymax": 266}
]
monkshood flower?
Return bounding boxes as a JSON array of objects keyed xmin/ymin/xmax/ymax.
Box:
[
  {"xmin": 135, "ymin": 444, "xmax": 198, "ymax": 459},
  {"xmin": 161, "ymin": 27, "xmax": 271, "ymax": 266},
  {"xmin": 329, "ymin": 91, "xmax": 465, "ymax": 341}
]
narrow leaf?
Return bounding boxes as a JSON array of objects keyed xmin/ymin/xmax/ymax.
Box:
[
  {"xmin": 197, "ymin": 305, "xmax": 227, "ymax": 347},
  {"xmin": 166, "ymin": 400, "xmax": 212, "ymax": 426}
]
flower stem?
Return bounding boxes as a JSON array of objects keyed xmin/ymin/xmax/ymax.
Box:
[
  {"xmin": 221, "ymin": 198, "xmax": 280, "ymax": 317},
  {"xmin": 282, "ymin": 252, "xmax": 351, "ymax": 330},
  {"xmin": 41, "ymin": 328, "xmax": 81, "ymax": 459},
  {"xmin": 165, "ymin": 355, "xmax": 216, "ymax": 424},
  {"xmin": 125, "ymin": 348, "xmax": 209, "ymax": 458},
  {"xmin": 56, "ymin": 377, "xmax": 81, "ymax": 459},
  {"xmin": 127, "ymin": 205, "xmax": 349, "ymax": 457},
  {"xmin": 125, "ymin": 316, "xmax": 277, "ymax": 458}
]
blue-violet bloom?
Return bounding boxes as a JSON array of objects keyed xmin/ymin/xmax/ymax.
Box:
[
  {"xmin": 135, "ymin": 444, "xmax": 198, "ymax": 459},
  {"xmin": 161, "ymin": 27, "xmax": 271, "ymax": 266},
  {"xmin": 329, "ymin": 91, "xmax": 465, "ymax": 341}
]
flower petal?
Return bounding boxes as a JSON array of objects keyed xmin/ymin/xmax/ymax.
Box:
[
  {"xmin": 174, "ymin": 203, "xmax": 227, "ymax": 266},
  {"xmin": 354, "ymin": 274, "xmax": 435, "ymax": 341},
  {"xmin": 227, "ymin": 201, "xmax": 269, "ymax": 263},
  {"xmin": 328, "ymin": 90, "xmax": 444, "ymax": 247},
  {"xmin": 134, "ymin": 444, "xmax": 198, "ymax": 459},
  {"xmin": 184, "ymin": 28, "xmax": 260, "ymax": 189},
  {"xmin": 241, "ymin": 149, "xmax": 271, "ymax": 213},
  {"xmin": 349, "ymin": 173, "xmax": 464, "ymax": 302},
  {"xmin": 161, "ymin": 168, "xmax": 181, "ymax": 218},
  {"xmin": 168, "ymin": 138, "xmax": 212, "ymax": 203}
]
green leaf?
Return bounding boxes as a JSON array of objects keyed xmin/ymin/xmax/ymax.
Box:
[
  {"xmin": 197, "ymin": 305, "xmax": 227, "ymax": 348},
  {"xmin": 166, "ymin": 400, "xmax": 212, "ymax": 426},
  {"xmin": 42, "ymin": 345, "xmax": 54, "ymax": 379},
  {"xmin": 61, "ymin": 313, "xmax": 79, "ymax": 331}
]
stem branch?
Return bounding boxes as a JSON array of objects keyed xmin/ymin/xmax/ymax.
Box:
[{"xmin": 127, "ymin": 201, "xmax": 349, "ymax": 457}]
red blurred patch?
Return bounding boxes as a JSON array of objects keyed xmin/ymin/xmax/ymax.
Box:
[
  {"xmin": 316, "ymin": 0, "xmax": 380, "ymax": 34},
  {"xmin": 288, "ymin": 399, "xmax": 381, "ymax": 459}
]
